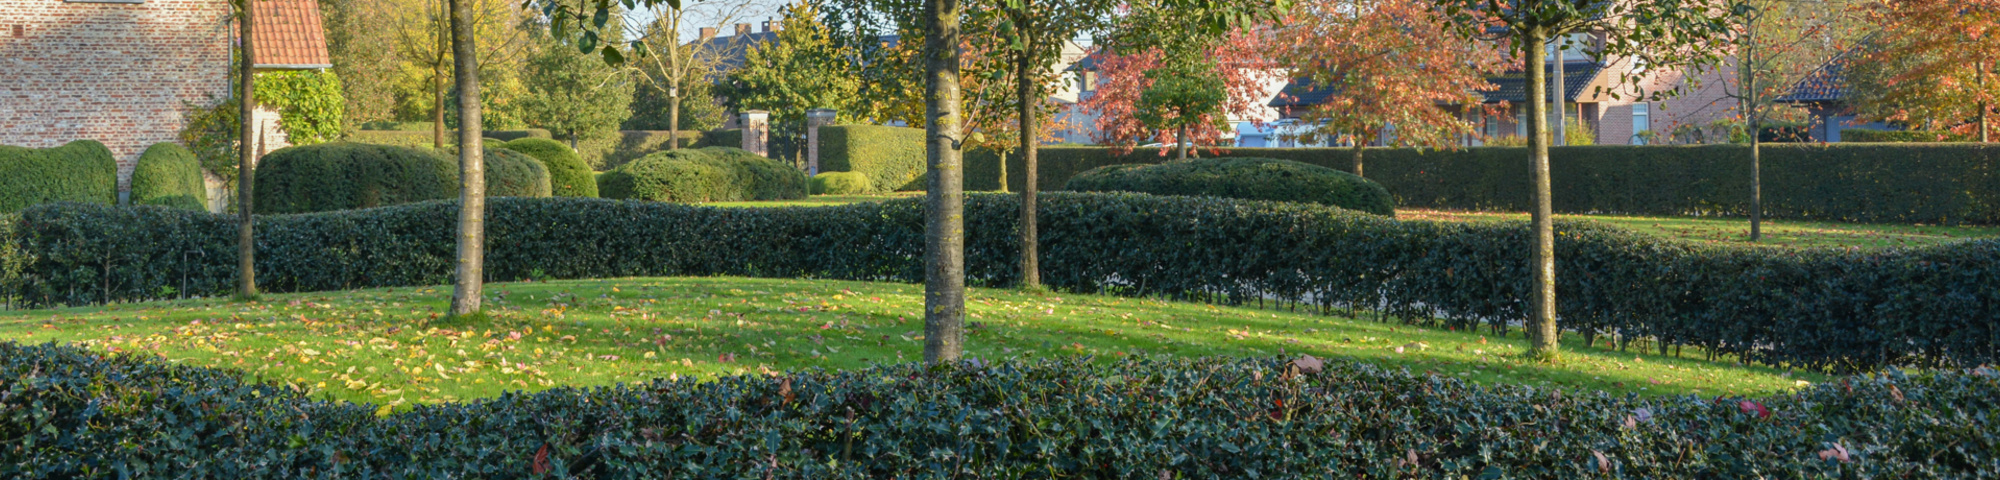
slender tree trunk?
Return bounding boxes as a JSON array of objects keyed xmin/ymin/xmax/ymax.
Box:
[
  {"xmin": 1525, "ymin": 29, "xmax": 1559, "ymax": 359},
  {"xmin": 449, "ymin": 0, "xmax": 485, "ymax": 318},
  {"xmin": 996, "ymin": 150, "xmax": 1008, "ymax": 192},
  {"xmin": 1744, "ymin": 28, "xmax": 1762, "ymax": 242},
  {"xmin": 1177, "ymin": 124, "xmax": 1189, "ymax": 160},
  {"xmin": 236, "ymin": 0, "xmax": 257, "ymax": 300},
  {"xmin": 1981, "ymin": 61, "xmax": 1990, "ymax": 143},
  {"xmin": 1351, "ymin": 131, "xmax": 1365, "ymax": 177},
  {"xmin": 1552, "ymin": 38, "xmax": 1566, "ymax": 146},
  {"xmin": 921, "ymin": 0, "xmax": 965, "ymax": 364},
  {"xmin": 1017, "ymin": 46, "xmax": 1040, "ymax": 289},
  {"xmin": 669, "ymin": 49, "xmax": 682, "ymax": 150},
  {"xmin": 432, "ymin": 0, "xmax": 446, "ymax": 150}
]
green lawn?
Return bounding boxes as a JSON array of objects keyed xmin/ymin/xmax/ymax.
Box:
[
  {"xmin": 1402, "ymin": 209, "xmax": 2000, "ymax": 249},
  {"xmin": 0, "ymin": 277, "xmax": 1819, "ymax": 407}
]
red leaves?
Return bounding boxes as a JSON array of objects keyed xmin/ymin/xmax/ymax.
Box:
[
  {"xmin": 531, "ymin": 443, "xmax": 551, "ymax": 474},
  {"xmin": 1737, "ymin": 400, "xmax": 1771, "ymax": 419}
]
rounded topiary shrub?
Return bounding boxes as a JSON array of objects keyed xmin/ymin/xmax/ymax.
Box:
[
  {"xmin": 481, "ymin": 147, "xmax": 553, "ymax": 199},
  {"xmin": 254, "ymin": 142, "xmax": 457, "ymax": 213},
  {"xmin": 599, "ymin": 147, "xmax": 806, "ymax": 202},
  {"xmin": 500, "ymin": 138, "xmax": 596, "ymax": 197},
  {"xmin": 1066, "ymin": 157, "xmax": 1395, "ymax": 215},
  {"xmin": 129, "ymin": 143, "xmax": 208, "ymax": 211},
  {"xmin": 0, "ymin": 140, "xmax": 118, "ymax": 213},
  {"xmin": 811, "ymin": 171, "xmax": 875, "ymax": 195}
]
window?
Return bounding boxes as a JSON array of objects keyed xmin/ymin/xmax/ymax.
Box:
[{"xmin": 1631, "ymin": 103, "xmax": 1651, "ymax": 145}]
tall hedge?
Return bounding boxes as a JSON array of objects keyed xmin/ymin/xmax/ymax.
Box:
[
  {"xmin": 481, "ymin": 147, "xmax": 553, "ymax": 199},
  {"xmin": 253, "ymin": 142, "xmax": 457, "ymax": 213},
  {"xmin": 1067, "ymin": 157, "xmax": 1395, "ymax": 215},
  {"xmin": 499, "ymin": 138, "xmax": 596, "ymax": 197},
  {"xmin": 12, "ymin": 194, "xmax": 1998, "ymax": 371},
  {"xmin": 1842, "ymin": 129, "xmax": 1971, "ymax": 142},
  {"xmin": 598, "ymin": 147, "xmax": 806, "ymax": 202},
  {"xmin": 0, "ymin": 140, "xmax": 117, "ymax": 213},
  {"xmin": 344, "ymin": 129, "xmax": 552, "ymax": 151},
  {"xmin": 594, "ymin": 130, "xmax": 705, "ymax": 170},
  {"xmin": 966, "ymin": 144, "xmax": 2000, "ymax": 224},
  {"xmin": 129, "ymin": 143, "xmax": 208, "ymax": 211},
  {"xmin": 819, "ymin": 125, "xmax": 927, "ymax": 192}
]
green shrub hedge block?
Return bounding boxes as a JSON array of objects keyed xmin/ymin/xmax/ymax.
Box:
[
  {"xmin": 6, "ymin": 340, "xmax": 1998, "ymax": 477},
  {"xmin": 704, "ymin": 129, "xmax": 743, "ymax": 152},
  {"xmin": 0, "ymin": 140, "xmax": 118, "ymax": 213},
  {"xmin": 1067, "ymin": 157, "xmax": 1395, "ymax": 215},
  {"xmin": 345, "ymin": 129, "xmax": 552, "ymax": 151},
  {"xmin": 481, "ymin": 147, "xmax": 552, "ymax": 199},
  {"xmin": 14, "ymin": 194, "xmax": 2000, "ymax": 370},
  {"xmin": 811, "ymin": 171, "xmax": 874, "ymax": 194},
  {"xmin": 129, "ymin": 143, "xmax": 208, "ymax": 211},
  {"xmin": 499, "ymin": 138, "xmax": 595, "ymax": 197},
  {"xmin": 819, "ymin": 125, "xmax": 928, "ymax": 191},
  {"xmin": 593, "ymin": 130, "xmax": 706, "ymax": 170},
  {"xmin": 1842, "ymin": 129, "xmax": 1972, "ymax": 142},
  {"xmin": 252, "ymin": 142, "xmax": 457, "ymax": 213},
  {"xmin": 968, "ymin": 144, "xmax": 2000, "ymax": 224},
  {"xmin": 599, "ymin": 147, "xmax": 806, "ymax": 202}
]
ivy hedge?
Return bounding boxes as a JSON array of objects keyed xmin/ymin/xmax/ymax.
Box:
[
  {"xmin": 0, "ymin": 140, "xmax": 118, "ymax": 213},
  {"xmin": 965, "ymin": 144, "xmax": 2000, "ymax": 225},
  {"xmin": 11, "ymin": 194, "xmax": 1998, "ymax": 371},
  {"xmin": 128, "ymin": 143, "xmax": 208, "ymax": 211},
  {"xmin": 599, "ymin": 147, "xmax": 806, "ymax": 202},
  {"xmin": 819, "ymin": 125, "xmax": 927, "ymax": 192},
  {"xmin": 2, "ymin": 340, "xmax": 1995, "ymax": 478},
  {"xmin": 253, "ymin": 142, "xmax": 548, "ymax": 214},
  {"xmin": 1067, "ymin": 157, "xmax": 1396, "ymax": 215},
  {"xmin": 500, "ymin": 138, "xmax": 597, "ymax": 197}
]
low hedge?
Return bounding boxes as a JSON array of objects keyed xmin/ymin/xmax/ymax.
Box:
[
  {"xmin": 481, "ymin": 147, "xmax": 553, "ymax": 199},
  {"xmin": 1067, "ymin": 157, "xmax": 1396, "ymax": 215},
  {"xmin": 344, "ymin": 129, "xmax": 552, "ymax": 151},
  {"xmin": 819, "ymin": 125, "xmax": 927, "ymax": 191},
  {"xmin": 1842, "ymin": 129, "xmax": 1972, "ymax": 143},
  {"xmin": 965, "ymin": 144, "xmax": 2000, "ymax": 225},
  {"xmin": 595, "ymin": 130, "xmax": 706, "ymax": 170},
  {"xmin": 0, "ymin": 140, "xmax": 117, "ymax": 213},
  {"xmin": 811, "ymin": 171, "xmax": 874, "ymax": 194},
  {"xmin": 4, "ymin": 340, "xmax": 1997, "ymax": 478},
  {"xmin": 253, "ymin": 143, "xmax": 548, "ymax": 214},
  {"xmin": 11, "ymin": 194, "xmax": 1998, "ymax": 371},
  {"xmin": 499, "ymin": 138, "xmax": 593, "ymax": 197},
  {"xmin": 128, "ymin": 143, "xmax": 208, "ymax": 211},
  {"xmin": 598, "ymin": 147, "xmax": 806, "ymax": 202}
]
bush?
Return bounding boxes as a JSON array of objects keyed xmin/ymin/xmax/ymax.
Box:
[
  {"xmin": 251, "ymin": 142, "xmax": 456, "ymax": 213},
  {"xmin": 592, "ymin": 130, "xmax": 705, "ymax": 170},
  {"xmin": 0, "ymin": 140, "xmax": 118, "ymax": 213},
  {"xmin": 704, "ymin": 128, "xmax": 743, "ymax": 151},
  {"xmin": 1842, "ymin": 129, "xmax": 1973, "ymax": 142},
  {"xmin": 4, "ymin": 340, "xmax": 1996, "ymax": 478},
  {"xmin": 811, "ymin": 171, "xmax": 875, "ymax": 194},
  {"xmin": 499, "ymin": 138, "xmax": 597, "ymax": 197},
  {"xmin": 598, "ymin": 147, "xmax": 806, "ymax": 202},
  {"xmin": 481, "ymin": 147, "xmax": 553, "ymax": 199},
  {"xmin": 129, "ymin": 143, "xmax": 208, "ymax": 211},
  {"xmin": 1067, "ymin": 157, "xmax": 1395, "ymax": 215},
  {"xmin": 967, "ymin": 144, "xmax": 2000, "ymax": 225},
  {"xmin": 344, "ymin": 129, "xmax": 552, "ymax": 151},
  {"xmin": 819, "ymin": 125, "xmax": 928, "ymax": 191},
  {"xmin": 13, "ymin": 194, "xmax": 1999, "ymax": 370}
]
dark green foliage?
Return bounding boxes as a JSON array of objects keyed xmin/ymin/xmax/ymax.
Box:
[
  {"xmin": 594, "ymin": 130, "xmax": 706, "ymax": 170},
  {"xmin": 129, "ymin": 143, "xmax": 209, "ymax": 211},
  {"xmin": 252, "ymin": 142, "xmax": 457, "ymax": 213},
  {"xmin": 344, "ymin": 129, "xmax": 552, "ymax": 151},
  {"xmin": 1841, "ymin": 129, "xmax": 1973, "ymax": 142},
  {"xmin": 0, "ymin": 140, "xmax": 118, "ymax": 213},
  {"xmin": 1067, "ymin": 157, "xmax": 1395, "ymax": 215},
  {"xmin": 704, "ymin": 129, "xmax": 743, "ymax": 151},
  {"xmin": 481, "ymin": 147, "xmax": 553, "ymax": 199},
  {"xmin": 498, "ymin": 139, "xmax": 593, "ymax": 197},
  {"xmin": 4, "ymin": 340, "xmax": 1997, "ymax": 478},
  {"xmin": 967, "ymin": 144, "xmax": 2000, "ymax": 224},
  {"xmin": 811, "ymin": 171, "xmax": 875, "ymax": 194},
  {"xmin": 13, "ymin": 194, "xmax": 2000, "ymax": 370},
  {"xmin": 598, "ymin": 147, "xmax": 807, "ymax": 202},
  {"xmin": 818, "ymin": 125, "xmax": 927, "ymax": 191}
]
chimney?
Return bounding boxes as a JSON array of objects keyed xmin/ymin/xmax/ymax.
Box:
[
  {"xmin": 734, "ymin": 23, "xmax": 751, "ymax": 36},
  {"xmin": 762, "ymin": 18, "xmax": 775, "ymax": 32},
  {"xmin": 698, "ymin": 27, "xmax": 716, "ymax": 40}
]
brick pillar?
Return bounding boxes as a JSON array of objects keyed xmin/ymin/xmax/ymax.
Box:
[
  {"xmin": 805, "ymin": 108, "xmax": 836, "ymax": 176},
  {"xmin": 741, "ymin": 110, "xmax": 770, "ymax": 157}
]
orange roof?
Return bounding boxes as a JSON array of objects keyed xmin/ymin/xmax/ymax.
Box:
[{"xmin": 248, "ymin": 0, "xmax": 331, "ymax": 69}]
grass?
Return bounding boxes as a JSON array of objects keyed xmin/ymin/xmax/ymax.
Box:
[
  {"xmin": 1402, "ymin": 209, "xmax": 1999, "ymax": 249},
  {"xmin": 0, "ymin": 276, "xmax": 1820, "ymax": 407}
]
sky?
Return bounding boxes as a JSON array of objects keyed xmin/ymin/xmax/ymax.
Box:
[{"xmin": 622, "ymin": 0, "xmax": 793, "ymax": 44}]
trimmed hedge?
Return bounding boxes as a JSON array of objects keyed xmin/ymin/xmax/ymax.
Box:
[
  {"xmin": 1842, "ymin": 129, "xmax": 1972, "ymax": 143},
  {"xmin": 4, "ymin": 340, "xmax": 1997, "ymax": 478},
  {"xmin": 252, "ymin": 142, "xmax": 458, "ymax": 213},
  {"xmin": 595, "ymin": 130, "xmax": 706, "ymax": 170},
  {"xmin": 704, "ymin": 128, "xmax": 743, "ymax": 152},
  {"xmin": 344, "ymin": 129, "xmax": 552, "ymax": 151},
  {"xmin": 481, "ymin": 147, "xmax": 553, "ymax": 199},
  {"xmin": 1067, "ymin": 157, "xmax": 1395, "ymax": 215},
  {"xmin": 129, "ymin": 143, "xmax": 208, "ymax": 211},
  {"xmin": 811, "ymin": 171, "xmax": 874, "ymax": 194},
  {"xmin": 819, "ymin": 125, "xmax": 927, "ymax": 191},
  {"xmin": 598, "ymin": 147, "xmax": 806, "ymax": 202},
  {"xmin": 498, "ymin": 138, "xmax": 593, "ymax": 197},
  {"xmin": 11, "ymin": 194, "xmax": 1999, "ymax": 371},
  {"xmin": 965, "ymin": 144, "xmax": 2000, "ymax": 225},
  {"xmin": 0, "ymin": 140, "xmax": 117, "ymax": 213}
]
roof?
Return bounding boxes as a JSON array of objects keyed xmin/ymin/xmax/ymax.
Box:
[
  {"xmin": 685, "ymin": 31, "xmax": 779, "ymax": 71},
  {"xmin": 1774, "ymin": 54, "xmax": 1848, "ymax": 103},
  {"xmin": 1269, "ymin": 60, "xmax": 1604, "ymax": 108},
  {"xmin": 247, "ymin": 0, "xmax": 331, "ymax": 69}
]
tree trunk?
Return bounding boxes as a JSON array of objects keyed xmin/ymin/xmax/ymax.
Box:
[
  {"xmin": 1017, "ymin": 46, "xmax": 1040, "ymax": 290},
  {"xmin": 1745, "ymin": 27, "xmax": 1762, "ymax": 242},
  {"xmin": 996, "ymin": 150, "xmax": 1008, "ymax": 192},
  {"xmin": 1981, "ymin": 61, "xmax": 1990, "ymax": 143},
  {"xmin": 1751, "ymin": 136, "xmax": 1763, "ymax": 241},
  {"xmin": 1552, "ymin": 39, "xmax": 1566, "ymax": 146},
  {"xmin": 669, "ymin": 47, "xmax": 682, "ymax": 150},
  {"xmin": 921, "ymin": 0, "xmax": 965, "ymax": 364},
  {"xmin": 236, "ymin": 0, "xmax": 258, "ymax": 300},
  {"xmin": 1350, "ymin": 132, "xmax": 1364, "ymax": 177},
  {"xmin": 1525, "ymin": 29, "xmax": 1559, "ymax": 360},
  {"xmin": 449, "ymin": 0, "xmax": 486, "ymax": 318},
  {"xmin": 1177, "ymin": 124, "xmax": 1189, "ymax": 160},
  {"xmin": 432, "ymin": 0, "xmax": 446, "ymax": 150}
]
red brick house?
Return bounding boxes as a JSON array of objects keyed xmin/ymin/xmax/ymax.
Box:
[{"xmin": 1, "ymin": 0, "xmax": 329, "ymax": 200}]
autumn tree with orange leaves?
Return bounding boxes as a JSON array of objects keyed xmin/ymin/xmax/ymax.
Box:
[
  {"xmin": 1849, "ymin": 0, "xmax": 2000, "ymax": 141},
  {"xmin": 1080, "ymin": 28, "xmax": 1279, "ymax": 154}
]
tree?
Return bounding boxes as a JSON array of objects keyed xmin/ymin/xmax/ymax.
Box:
[
  {"xmin": 233, "ymin": 0, "xmax": 258, "ymax": 300},
  {"xmin": 369, "ymin": 0, "xmax": 528, "ymax": 146},
  {"xmin": 721, "ymin": 1, "xmax": 866, "ymax": 163},
  {"xmin": 1850, "ymin": 0, "xmax": 2000, "ymax": 141},
  {"xmin": 320, "ymin": 0, "xmax": 400, "ymax": 127},
  {"xmin": 449, "ymin": 0, "xmax": 487, "ymax": 319},
  {"xmin": 1135, "ymin": 64, "xmax": 1229, "ymax": 160},
  {"xmin": 624, "ymin": 0, "xmax": 764, "ymax": 142},
  {"xmin": 1433, "ymin": 0, "xmax": 1739, "ymax": 359},
  {"xmin": 1080, "ymin": 28, "xmax": 1278, "ymax": 153},
  {"xmin": 1719, "ymin": 0, "xmax": 1865, "ymax": 241},
  {"xmin": 520, "ymin": 14, "xmax": 635, "ymax": 150},
  {"xmin": 1268, "ymin": 0, "xmax": 1507, "ymax": 177}
]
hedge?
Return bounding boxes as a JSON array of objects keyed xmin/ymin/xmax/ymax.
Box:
[
  {"xmin": 819, "ymin": 125, "xmax": 927, "ymax": 192},
  {"xmin": 704, "ymin": 128, "xmax": 743, "ymax": 152},
  {"xmin": 344, "ymin": 129, "xmax": 552, "ymax": 151},
  {"xmin": 128, "ymin": 143, "xmax": 208, "ymax": 211},
  {"xmin": 0, "ymin": 140, "xmax": 117, "ymax": 213},
  {"xmin": 1067, "ymin": 157, "xmax": 1396, "ymax": 215},
  {"xmin": 500, "ymin": 138, "xmax": 597, "ymax": 197},
  {"xmin": 12, "ymin": 194, "xmax": 1998, "ymax": 371},
  {"xmin": 593, "ymin": 130, "xmax": 706, "ymax": 170},
  {"xmin": 253, "ymin": 143, "xmax": 549, "ymax": 214},
  {"xmin": 482, "ymin": 147, "xmax": 553, "ymax": 199},
  {"xmin": 4, "ymin": 340, "xmax": 1996, "ymax": 478},
  {"xmin": 811, "ymin": 171, "xmax": 873, "ymax": 195},
  {"xmin": 1842, "ymin": 129, "xmax": 1972, "ymax": 143},
  {"xmin": 598, "ymin": 147, "xmax": 806, "ymax": 202},
  {"xmin": 966, "ymin": 144, "xmax": 2000, "ymax": 225}
]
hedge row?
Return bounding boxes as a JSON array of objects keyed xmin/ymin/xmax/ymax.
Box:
[
  {"xmin": 819, "ymin": 125, "xmax": 927, "ymax": 192},
  {"xmin": 598, "ymin": 147, "xmax": 806, "ymax": 202},
  {"xmin": 1842, "ymin": 129, "xmax": 1972, "ymax": 143},
  {"xmin": 810, "ymin": 171, "xmax": 873, "ymax": 195},
  {"xmin": 591, "ymin": 130, "xmax": 706, "ymax": 170},
  {"xmin": 344, "ymin": 129, "xmax": 552, "ymax": 151},
  {"xmin": 252, "ymin": 142, "xmax": 548, "ymax": 214},
  {"xmin": 12, "ymin": 194, "xmax": 1998, "ymax": 370},
  {"xmin": 0, "ymin": 140, "xmax": 117, "ymax": 213},
  {"xmin": 499, "ymin": 138, "xmax": 598, "ymax": 197},
  {"xmin": 128, "ymin": 143, "xmax": 207, "ymax": 211},
  {"xmin": 965, "ymin": 144, "xmax": 2000, "ymax": 225},
  {"xmin": 4, "ymin": 340, "xmax": 1996, "ymax": 478},
  {"xmin": 1067, "ymin": 157, "xmax": 1396, "ymax": 215}
]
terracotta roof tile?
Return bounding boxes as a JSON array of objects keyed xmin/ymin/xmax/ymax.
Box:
[{"xmin": 247, "ymin": 0, "xmax": 331, "ymax": 69}]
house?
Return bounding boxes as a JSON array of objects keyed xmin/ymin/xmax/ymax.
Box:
[
  {"xmin": 1057, "ymin": 48, "xmax": 1290, "ymax": 145},
  {"xmin": 1773, "ymin": 53, "xmax": 1894, "ymax": 142},
  {"xmin": 2, "ymin": 0, "xmax": 329, "ymax": 205}
]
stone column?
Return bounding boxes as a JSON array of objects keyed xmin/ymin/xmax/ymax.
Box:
[
  {"xmin": 741, "ymin": 110, "xmax": 770, "ymax": 157},
  {"xmin": 805, "ymin": 108, "xmax": 837, "ymax": 176}
]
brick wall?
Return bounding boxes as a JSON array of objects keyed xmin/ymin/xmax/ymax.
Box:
[{"xmin": 1, "ymin": 0, "xmax": 232, "ymax": 192}]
